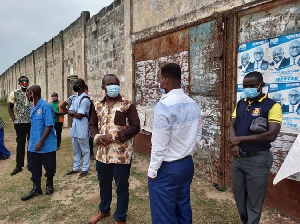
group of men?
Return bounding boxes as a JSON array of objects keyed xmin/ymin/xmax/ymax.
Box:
[{"xmin": 4, "ymin": 62, "xmax": 282, "ymax": 224}]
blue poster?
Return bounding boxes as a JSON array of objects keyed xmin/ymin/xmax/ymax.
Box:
[{"xmin": 237, "ymin": 32, "xmax": 300, "ymax": 134}]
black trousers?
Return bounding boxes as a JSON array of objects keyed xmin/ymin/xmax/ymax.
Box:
[
  {"xmin": 27, "ymin": 151, "xmax": 56, "ymax": 182},
  {"xmin": 14, "ymin": 123, "xmax": 31, "ymax": 168},
  {"xmin": 55, "ymin": 122, "xmax": 63, "ymax": 148}
]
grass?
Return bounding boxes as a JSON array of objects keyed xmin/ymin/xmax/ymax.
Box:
[{"xmin": 1, "ymin": 104, "xmax": 287, "ymax": 224}]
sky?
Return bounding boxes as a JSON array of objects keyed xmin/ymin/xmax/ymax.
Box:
[{"xmin": 0, "ymin": 0, "xmax": 114, "ymax": 75}]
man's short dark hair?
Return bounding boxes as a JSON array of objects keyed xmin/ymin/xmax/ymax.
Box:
[
  {"xmin": 102, "ymin": 74, "xmax": 118, "ymax": 85},
  {"xmin": 244, "ymin": 71, "xmax": 263, "ymax": 83},
  {"xmin": 161, "ymin": 63, "xmax": 181, "ymax": 80},
  {"xmin": 51, "ymin": 92, "xmax": 58, "ymax": 97},
  {"xmin": 18, "ymin": 76, "xmax": 29, "ymax": 83}
]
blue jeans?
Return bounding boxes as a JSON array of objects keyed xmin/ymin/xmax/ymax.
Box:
[
  {"xmin": 148, "ymin": 156, "xmax": 194, "ymax": 224},
  {"xmin": 96, "ymin": 161, "xmax": 131, "ymax": 222},
  {"xmin": 72, "ymin": 137, "xmax": 90, "ymax": 171},
  {"xmin": 0, "ymin": 129, "xmax": 10, "ymax": 158}
]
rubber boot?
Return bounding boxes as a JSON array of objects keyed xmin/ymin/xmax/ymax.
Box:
[
  {"xmin": 21, "ymin": 181, "xmax": 43, "ymax": 201},
  {"xmin": 46, "ymin": 177, "xmax": 54, "ymax": 195}
]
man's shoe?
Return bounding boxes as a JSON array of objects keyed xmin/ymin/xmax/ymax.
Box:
[
  {"xmin": 46, "ymin": 177, "xmax": 54, "ymax": 195},
  {"xmin": 114, "ymin": 221, "xmax": 126, "ymax": 224},
  {"xmin": 78, "ymin": 171, "xmax": 88, "ymax": 179},
  {"xmin": 10, "ymin": 167, "xmax": 22, "ymax": 176},
  {"xmin": 87, "ymin": 211, "xmax": 110, "ymax": 224},
  {"xmin": 21, "ymin": 181, "xmax": 43, "ymax": 201},
  {"xmin": 66, "ymin": 170, "xmax": 80, "ymax": 175}
]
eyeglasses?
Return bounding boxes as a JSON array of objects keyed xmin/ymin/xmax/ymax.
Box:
[
  {"xmin": 254, "ymin": 52, "xmax": 263, "ymax": 55},
  {"xmin": 289, "ymin": 46, "xmax": 300, "ymax": 50},
  {"xmin": 288, "ymin": 94, "xmax": 299, "ymax": 98}
]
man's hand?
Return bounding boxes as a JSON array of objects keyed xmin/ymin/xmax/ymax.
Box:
[
  {"xmin": 230, "ymin": 136, "xmax": 241, "ymax": 145},
  {"xmin": 231, "ymin": 145, "xmax": 241, "ymax": 158},
  {"xmin": 94, "ymin": 134, "xmax": 112, "ymax": 146},
  {"xmin": 35, "ymin": 140, "xmax": 44, "ymax": 151},
  {"xmin": 100, "ymin": 134, "xmax": 112, "ymax": 146}
]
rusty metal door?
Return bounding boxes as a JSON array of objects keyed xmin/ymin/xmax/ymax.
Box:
[
  {"xmin": 133, "ymin": 18, "xmax": 226, "ymax": 184},
  {"xmin": 189, "ymin": 17, "xmax": 224, "ymax": 184}
]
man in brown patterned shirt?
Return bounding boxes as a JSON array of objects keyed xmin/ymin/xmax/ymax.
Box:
[{"xmin": 88, "ymin": 74, "xmax": 140, "ymax": 224}]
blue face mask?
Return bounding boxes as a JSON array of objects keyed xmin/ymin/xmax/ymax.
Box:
[
  {"xmin": 106, "ymin": 85, "xmax": 120, "ymax": 98},
  {"xmin": 159, "ymin": 83, "xmax": 166, "ymax": 94},
  {"xmin": 243, "ymin": 87, "xmax": 260, "ymax": 99}
]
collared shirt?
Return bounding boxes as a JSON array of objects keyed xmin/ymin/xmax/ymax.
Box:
[
  {"xmin": 148, "ymin": 88, "xmax": 202, "ymax": 178},
  {"xmin": 89, "ymin": 95, "xmax": 140, "ymax": 164},
  {"xmin": 28, "ymin": 98, "xmax": 57, "ymax": 153},
  {"xmin": 8, "ymin": 89, "xmax": 31, "ymax": 124},
  {"xmin": 232, "ymin": 94, "xmax": 282, "ymax": 152},
  {"xmin": 69, "ymin": 92, "xmax": 90, "ymax": 139}
]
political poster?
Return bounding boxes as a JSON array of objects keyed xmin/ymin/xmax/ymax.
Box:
[{"xmin": 237, "ymin": 32, "xmax": 300, "ymax": 134}]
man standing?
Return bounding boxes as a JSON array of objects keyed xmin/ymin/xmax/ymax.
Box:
[
  {"xmin": 8, "ymin": 76, "xmax": 31, "ymax": 175},
  {"xmin": 148, "ymin": 63, "xmax": 202, "ymax": 224},
  {"xmin": 21, "ymin": 85, "xmax": 57, "ymax": 201},
  {"xmin": 88, "ymin": 74, "xmax": 140, "ymax": 224},
  {"xmin": 50, "ymin": 92, "xmax": 65, "ymax": 150},
  {"xmin": 230, "ymin": 71, "xmax": 282, "ymax": 224},
  {"xmin": 65, "ymin": 78, "xmax": 91, "ymax": 178}
]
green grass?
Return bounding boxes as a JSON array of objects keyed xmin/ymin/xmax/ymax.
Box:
[{"xmin": 1, "ymin": 104, "xmax": 290, "ymax": 224}]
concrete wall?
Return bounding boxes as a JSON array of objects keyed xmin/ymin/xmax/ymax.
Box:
[{"xmin": 85, "ymin": 0, "xmax": 125, "ymax": 101}]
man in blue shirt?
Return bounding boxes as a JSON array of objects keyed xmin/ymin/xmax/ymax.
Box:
[
  {"xmin": 21, "ymin": 85, "xmax": 57, "ymax": 201},
  {"xmin": 65, "ymin": 78, "xmax": 91, "ymax": 178}
]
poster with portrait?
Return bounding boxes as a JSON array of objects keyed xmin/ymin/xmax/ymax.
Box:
[{"xmin": 237, "ymin": 32, "xmax": 300, "ymax": 134}]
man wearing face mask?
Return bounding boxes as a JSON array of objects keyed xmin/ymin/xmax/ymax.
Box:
[
  {"xmin": 88, "ymin": 74, "xmax": 140, "ymax": 224},
  {"xmin": 21, "ymin": 85, "xmax": 57, "ymax": 201},
  {"xmin": 8, "ymin": 76, "xmax": 31, "ymax": 175},
  {"xmin": 230, "ymin": 71, "xmax": 282, "ymax": 224},
  {"xmin": 50, "ymin": 92, "xmax": 66, "ymax": 150},
  {"xmin": 148, "ymin": 63, "xmax": 202, "ymax": 224},
  {"xmin": 65, "ymin": 78, "xmax": 91, "ymax": 179}
]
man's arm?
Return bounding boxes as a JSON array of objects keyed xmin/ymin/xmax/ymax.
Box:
[
  {"xmin": 35, "ymin": 126, "xmax": 52, "ymax": 151},
  {"xmin": 8, "ymin": 102, "xmax": 16, "ymax": 122},
  {"xmin": 60, "ymin": 101, "xmax": 69, "ymax": 114},
  {"xmin": 148, "ymin": 103, "xmax": 171, "ymax": 179},
  {"xmin": 74, "ymin": 98, "xmax": 90, "ymax": 119},
  {"xmin": 115, "ymin": 103, "xmax": 141, "ymax": 142},
  {"xmin": 230, "ymin": 118, "xmax": 242, "ymax": 158},
  {"xmin": 230, "ymin": 103, "xmax": 282, "ymax": 145},
  {"xmin": 89, "ymin": 104, "xmax": 98, "ymax": 138}
]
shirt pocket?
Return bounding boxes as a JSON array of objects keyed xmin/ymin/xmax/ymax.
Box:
[{"xmin": 114, "ymin": 111, "xmax": 127, "ymax": 126}]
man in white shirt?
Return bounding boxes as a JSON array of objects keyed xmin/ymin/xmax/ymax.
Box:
[{"xmin": 148, "ymin": 63, "xmax": 202, "ymax": 224}]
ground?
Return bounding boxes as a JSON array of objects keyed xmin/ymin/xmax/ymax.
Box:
[{"xmin": 0, "ymin": 105, "xmax": 298, "ymax": 223}]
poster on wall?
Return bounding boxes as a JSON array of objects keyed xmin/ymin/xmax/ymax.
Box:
[{"xmin": 237, "ymin": 32, "xmax": 300, "ymax": 134}]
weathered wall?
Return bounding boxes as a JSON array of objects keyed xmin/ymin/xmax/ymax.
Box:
[
  {"xmin": 131, "ymin": 0, "xmax": 270, "ymax": 40},
  {"xmin": 85, "ymin": 0, "xmax": 124, "ymax": 101},
  {"xmin": 34, "ymin": 45, "xmax": 47, "ymax": 100}
]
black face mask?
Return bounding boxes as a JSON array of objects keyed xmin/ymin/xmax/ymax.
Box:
[{"xmin": 73, "ymin": 85, "xmax": 80, "ymax": 92}]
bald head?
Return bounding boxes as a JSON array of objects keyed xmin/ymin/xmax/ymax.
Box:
[
  {"xmin": 288, "ymin": 89, "xmax": 300, "ymax": 105},
  {"xmin": 273, "ymin": 47, "xmax": 284, "ymax": 63},
  {"xmin": 27, "ymin": 85, "xmax": 41, "ymax": 95}
]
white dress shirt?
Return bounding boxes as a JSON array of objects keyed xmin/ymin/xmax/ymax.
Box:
[{"xmin": 148, "ymin": 88, "xmax": 202, "ymax": 178}]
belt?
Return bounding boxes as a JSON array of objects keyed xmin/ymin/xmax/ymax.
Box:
[
  {"xmin": 243, "ymin": 150, "xmax": 269, "ymax": 157},
  {"xmin": 165, "ymin": 155, "xmax": 191, "ymax": 163}
]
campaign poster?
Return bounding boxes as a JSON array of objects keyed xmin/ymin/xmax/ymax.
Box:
[{"xmin": 237, "ymin": 32, "xmax": 300, "ymax": 134}]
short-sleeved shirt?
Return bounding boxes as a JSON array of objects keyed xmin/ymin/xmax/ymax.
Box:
[
  {"xmin": 69, "ymin": 92, "xmax": 90, "ymax": 139},
  {"xmin": 28, "ymin": 98, "xmax": 57, "ymax": 153},
  {"xmin": 232, "ymin": 94, "xmax": 282, "ymax": 152},
  {"xmin": 8, "ymin": 89, "xmax": 31, "ymax": 124}
]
